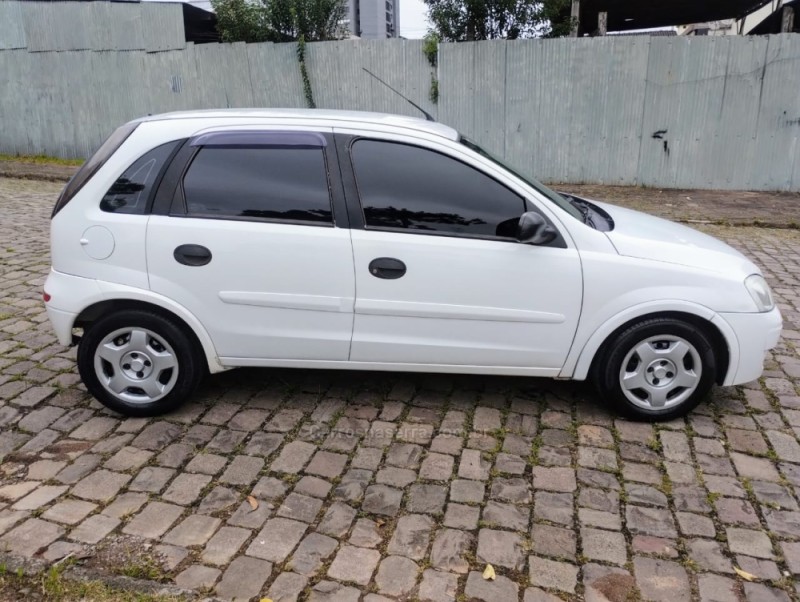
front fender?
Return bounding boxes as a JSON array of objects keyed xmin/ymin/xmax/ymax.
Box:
[{"xmin": 561, "ymin": 300, "xmax": 738, "ymax": 383}]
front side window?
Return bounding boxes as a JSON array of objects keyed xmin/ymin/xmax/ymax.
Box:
[
  {"xmin": 182, "ymin": 147, "xmax": 332, "ymax": 224},
  {"xmin": 351, "ymin": 140, "xmax": 526, "ymax": 238},
  {"xmin": 101, "ymin": 140, "xmax": 182, "ymax": 214}
]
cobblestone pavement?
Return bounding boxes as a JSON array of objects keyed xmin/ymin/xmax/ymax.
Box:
[{"xmin": 2, "ymin": 176, "xmax": 800, "ymax": 602}]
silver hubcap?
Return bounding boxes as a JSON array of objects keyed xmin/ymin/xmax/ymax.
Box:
[
  {"xmin": 94, "ymin": 327, "xmax": 179, "ymax": 404},
  {"xmin": 619, "ymin": 335, "xmax": 702, "ymax": 410}
]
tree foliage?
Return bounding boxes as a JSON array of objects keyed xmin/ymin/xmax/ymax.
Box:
[
  {"xmin": 424, "ymin": 0, "xmax": 573, "ymax": 41},
  {"xmin": 212, "ymin": 0, "xmax": 347, "ymax": 43}
]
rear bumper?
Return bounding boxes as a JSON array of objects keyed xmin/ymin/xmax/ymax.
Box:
[{"xmin": 717, "ymin": 307, "xmax": 782, "ymax": 385}]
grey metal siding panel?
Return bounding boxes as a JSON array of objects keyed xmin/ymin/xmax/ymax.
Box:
[
  {"xmin": 0, "ymin": 27, "xmax": 798, "ymax": 190},
  {"xmin": 0, "ymin": 1, "xmax": 26, "ymax": 50}
]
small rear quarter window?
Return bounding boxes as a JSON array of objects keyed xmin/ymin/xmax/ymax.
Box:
[{"xmin": 101, "ymin": 140, "xmax": 183, "ymax": 214}]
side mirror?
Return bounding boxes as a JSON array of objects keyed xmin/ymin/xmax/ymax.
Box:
[{"xmin": 517, "ymin": 211, "xmax": 558, "ymax": 245}]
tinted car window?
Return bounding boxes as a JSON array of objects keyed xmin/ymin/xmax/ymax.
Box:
[
  {"xmin": 101, "ymin": 140, "xmax": 182, "ymax": 214},
  {"xmin": 351, "ymin": 140, "xmax": 526, "ymax": 238},
  {"xmin": 183, "ymin": 147, "xmax": 332, "ymax": 224}
]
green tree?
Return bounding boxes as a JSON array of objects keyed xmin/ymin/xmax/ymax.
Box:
[
  {"xmin": 211, "ymin": 0, "xmax": 347, "ymax": 43},
  {"xmin": 424, "ymin": 0, "xmax": 573, "ymax": 41}
]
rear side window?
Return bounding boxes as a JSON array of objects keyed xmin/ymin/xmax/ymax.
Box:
[
  {"xmin": 182, "ymin": 147, "xmax": 332, "ymax": 224},
  {"xmin": 52, "ymin": 122, "xmax": 138, "ymax": 217},
  {"xmin": 101, "ymin": 140, "xmax": 182, "ymax": 214},
  {"xmin": 351, "ymin": 140, "xmax": 526, "ymax": 239}
]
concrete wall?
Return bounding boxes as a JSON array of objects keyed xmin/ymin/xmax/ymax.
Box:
[{"xmin": 1, "ymin": 1, "xmax": 799, "ymax": 190}]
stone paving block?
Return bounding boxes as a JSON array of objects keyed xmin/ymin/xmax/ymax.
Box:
[
  {"xmin": 407, "ymin": 483, "xmax": 447, "ymax": 515},
  {"xmin": 175, "ymin": 564, "xmax": 220, "ymax": 590},
  {"xmin": 420, "ymin": 452, "xmax": 454, "ymax": 481},
  {"xmin": 304, "ymin": 450, "xmax": 348, "ymax": 478},
  {"xmin": 12, "ymin": 484, "xmax": 67, "ymax": 510},
  {"xmin": 477, "ymin": 529, "xmax": 525, "ymax": 571},
  {"xmin": 688, "ymin": 538, "xmax": 733, "ymax": 573},
  {"xmin": 271, "ymin": 440, "xmax": 316, "ymax": 473},
  {"xmin": 41, "ymin": 499, "xmax": 96, "ymax": 525},
  {"xmin": 581, "ymin": 527, "xmax": 627, "ymax": 565},
  {"xmin": 483, "ymin": 501, "xmax": 529, "ymax": 531},
  {"xmin": 386, "ymin": 442, "xmax": 424, "ymax": 468},
  {"xmin": 491, "ymin": 476, "xmax": 532, "ymax": 504},
  {"xmin": 327, "ymin": 544, "xmax": 381, "ymax": 585},
  {"xmin": 307, "ymin": 580, "xmax": 361, "ymax": 602},
  {"xmin": 201, "ymin": 526, "xmax": 250, "ymax": 566},
  {"xmin": 458, "ymin": 448, "xmax": 490, "ymax": 480},
  {"xmin": 103, "ymin": 446, "xmax": 153, "ymax": 472},
  {"xmin": 101, "ymin": 492, "xmax": 148, "ymax": 520},
  {"xmin": 0, "ymin": 509, "xmax": 30, "ymax": 537},
  {"xmin": 581, "ymin": 564, "xmax": 635, "ymax": 602},
  {"xmin": 206, "ymin": 429, "xmax": 248, "ymax": 454},
  {"xmin": 731, "ymin": 452, "xmax": 781, "ymax": 482},
  {"xmin": 243, "ymin": 431, "xmax": 284, "ymax": 457},
  {"xmin": 626, "ymin": 505, "xmax": 677, "ymax": 538},
  {"xmin": 375, "ymin": 555, "xmax": 418, "ymax": 597},
  {"xmin": 277, "ymin": 492, "xmax": 323, "ymax": 523},
  {"xmin": 387, "ymin": 514, "xmax": 434, "ymax": 560},
  {"xmin": 54, "ymin": 454, "xmax": 101, "ymax": 485},
  {"xmin": 131, "ymin": 421, "xmax": 182, "ymax": 450},
  {"xmin": 535, "ymin": 491, "xmax": 574, "ymax": 525},
  {"xmin": 676, "ymin": 512, "xmax": 716, "ymax": 537},
  {"xmin": 418, "ymin": 568, "xmax": 458, "ymax": 602},
  {"xmin": 69, "ymin": 416, "xmax": 117, "ymax": 440},
  {"xmin": 214, "ymin": 556, "xmax": 272, "ymax": 601},
  {"xmin": 727, "ymin": 527, "xmax": 774, "ymax": 558},
  {"xmin": 69, "ymin": 513, "xmax": 120, "ymax": 544},
  {"xmin": 430, "ymin": 528, "xmax": 474, "ymax": 573},
  {"xmin": 227, "ymin": 499, "xmax": 272, "ymax": 529},
  {"xmin": 0, "ymin": 518, "xmax": 63, "ymax": 557},
  {"xmin": 465, "ymin": 570, "xmax": 519, "ymax": 601},
  {"xmin": 288, "ymin": 532, "xmax": 338, "ymax": 576},
  {"xmin": 247, "ymin": 517, "xmax": 307, "ymax": 562},
  {"xmin": 633, "ymin": 557, "xmax": 690, "ymax": 602},
  {"xmin": 363, "ymin": 484, "xmax": 403, "ymax": 516},
  {"xmin": 198, "ymin": 486, "xmax": 240, "ymax": 515},
  {"xmin": 185, "ymin": 453, "xmax": 227, "ymax": 475},
  {"xmin": 528, "ymin": 556, "xmax": 578, "ymax": 593},
  {"xmin": 127, "ymin": 466, "xmax": 174, "ymax": 493},
  {"xmin": 161, "ymin": 473, "xmax": 211, "ymax": 506},
  {"xmin": 163, "ymin": 514, "xmax": 221, "ymax": 547},
  {"xmin": 123, "ymin": 502, "xmax": 183, "ymax": 539},
  {"xmin": 219, "ymin": 455, "xmax": 264, "ymax": 486},
  {"xmin": 377, "ymin": 466, "xmax": 416, "ymax": 487},
  {"xmin": 743, "ymin": 583, "xmax": 792, "ymax": 602},
  {"xmin": 350, "ymin": 518, "xmax": 383, "ymax": 548},
  {"xmin": 443, "ymin": 503, "xmax": 479, "ymax": 530},
  {"xmin": 450, "ymin": 479, "xmax": 485, "ymax": 503},
  {"xmin": 267, "ymin": 571, "xmax": 308, "ymax": 602},
  {"xmin": 70, "ymin": 470, "xmax": 131, "ymax": 503},
  {"xmin": 697, "ymin": 574, "xmax": 739, "ymax": 602},
  {"xmin": 533, "ymin": 466, "xmax": 577, "ymax": 492},
  {"xmin": 317, "ymin": 501, "xmax": 356, "ymax": 537}
]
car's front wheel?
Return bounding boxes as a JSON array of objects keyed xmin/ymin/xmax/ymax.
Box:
[
  {"xmin": 78, "ymin": 309, "xmax": 203, "ymax": 416},
  {"xmin": 593, "ymin": 317, "xmax": 717, "ymax": 421}
]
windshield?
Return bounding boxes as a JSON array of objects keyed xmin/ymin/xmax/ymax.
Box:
[{"xmin": 460, "ymin": 137, "xmax": 584, "ymax": 222}]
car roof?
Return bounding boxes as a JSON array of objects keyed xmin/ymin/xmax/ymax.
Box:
[{"xmin": 140, "ymin": 108, "xmax": 459, "ymax": 141}]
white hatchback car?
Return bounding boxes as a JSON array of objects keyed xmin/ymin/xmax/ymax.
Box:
[{"xmin": 45, "ymin": 109, "xmax": 782, "ymax": 420}]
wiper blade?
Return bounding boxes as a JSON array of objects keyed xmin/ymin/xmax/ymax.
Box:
[{"xmin": 567, "ymin": 197, "xmax": 596, "ymax": 228}]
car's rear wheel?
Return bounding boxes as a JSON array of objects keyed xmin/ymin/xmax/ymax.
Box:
[
  {"xmin": 593, "ymin": 317, "xmax": 716, "ymax": 421},
  {"xmin": 78, "ymin": 309, "xmax": 203, "ymax": 416}
]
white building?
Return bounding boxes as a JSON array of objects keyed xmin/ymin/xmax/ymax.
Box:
[{"xmin": 343, "ymin": 0, "xmax": 400, "ymax": 38}]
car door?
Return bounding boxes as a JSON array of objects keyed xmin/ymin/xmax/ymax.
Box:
[
  {"xmin": 146, "ymin": 129, "xmax": 356, "ymax": 362},
  {"xmin": 340, "ymin": 133, "xmax": 583, "ymax": 373}
]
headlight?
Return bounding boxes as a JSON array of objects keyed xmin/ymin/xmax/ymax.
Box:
[{"xmin": 745, "ymin": 274, "xmax": 775, "ymax": 312}]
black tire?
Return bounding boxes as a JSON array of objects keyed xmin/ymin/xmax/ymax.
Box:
[
  {"xmin": 78, "ymin": 309, "xmax": 204, "ymax": 417},
  {"xmin": 592, "ymin": 317, "xmax": 717, "ymax": 421}
]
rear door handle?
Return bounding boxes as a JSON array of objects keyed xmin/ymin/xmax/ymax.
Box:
[
  {"xmin": 369, "ymin": 257, "xmax": 406, "ymax": 279},
  {"xmin": 174, "ymin": 244, "xmax": 212, "ymax": 266}
]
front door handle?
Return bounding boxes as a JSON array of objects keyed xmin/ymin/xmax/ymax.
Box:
[
  {"xmin": 369, "ymin": 257, "xmax": 406, "ymax": 279},
  {"xmin": 174, "ymin": 244, "xmax": 212, "ymax": 266}
]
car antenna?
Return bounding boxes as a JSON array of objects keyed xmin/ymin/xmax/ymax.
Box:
[{"xmin": 362, "ymin": 67, "xmax": 435, "ymax": 122}]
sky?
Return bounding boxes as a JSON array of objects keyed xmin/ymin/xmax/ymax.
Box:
[{"xmin": 166, "ymin": 0, "xmax": 431, "ymax": 39}]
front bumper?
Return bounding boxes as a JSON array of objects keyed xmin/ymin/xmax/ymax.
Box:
[{"xmin": 717, "ymin": 306, "xmax": 783, "ymax": 385}]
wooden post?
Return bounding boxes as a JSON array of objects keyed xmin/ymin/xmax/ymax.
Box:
[
  {"xmin": 570, "ymin": 0, "xmax": 580, "ymax": 37},
  {"xmin": 781, "ymin": 5, "xmax": 795, "ymax": 33},
  {"xmin": 598, "ymin": 11, "xmax": 607, "ymax": 35}
]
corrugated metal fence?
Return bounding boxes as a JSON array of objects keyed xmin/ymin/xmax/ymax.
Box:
[{"xmin": 1, "ymin": 1, "xmax": 799, "ymax": 191}]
